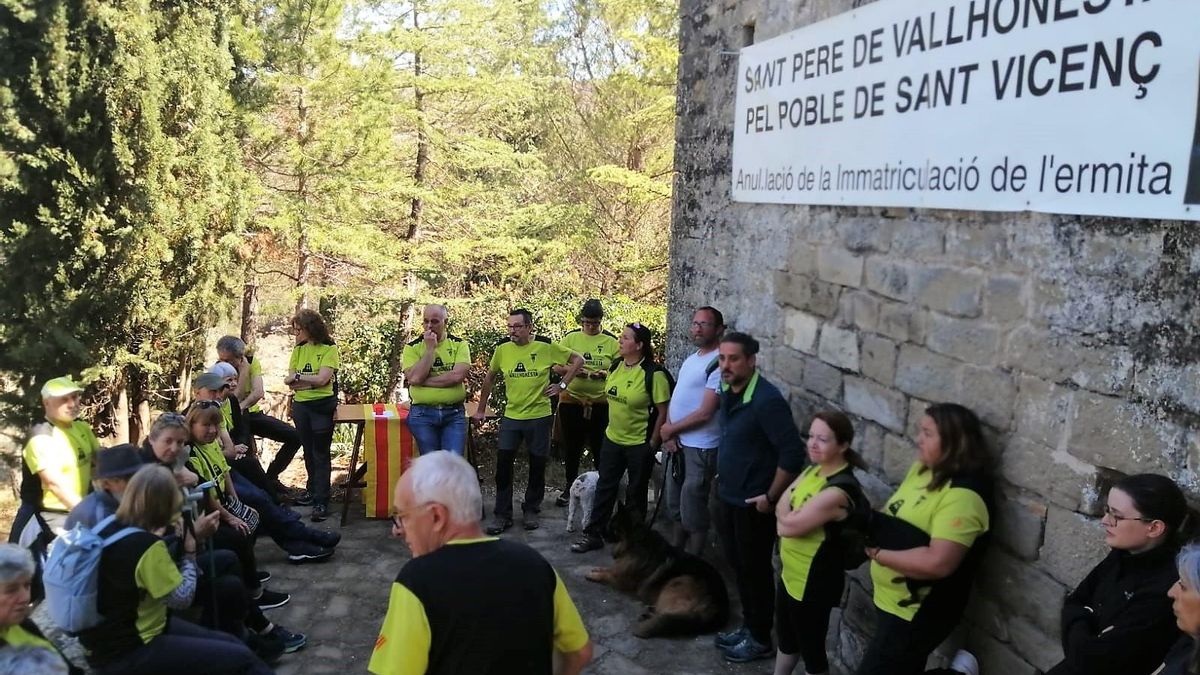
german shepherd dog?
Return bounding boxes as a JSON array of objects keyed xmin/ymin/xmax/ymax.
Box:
[{"xmin": 585, "ymin": 502, "xmax": 729, "ymax": 638}]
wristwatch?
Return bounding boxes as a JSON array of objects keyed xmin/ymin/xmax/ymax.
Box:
[
  {"xmin": 557, "ymin": 382, "xmax": 567, "ymax": 390},
  {"xmin": 292, "ymin": 373, "xmax": 302, "ymax": 384}
]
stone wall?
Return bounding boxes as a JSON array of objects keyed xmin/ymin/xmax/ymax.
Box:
[{"xmin": 668, "ymin": 1, "xmax": 1200, "ymax": 672}]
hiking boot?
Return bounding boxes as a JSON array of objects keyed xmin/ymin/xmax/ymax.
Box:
[
  {"xmin": 722, "ymin": 635, "xmax": 773, "ymax": 663},
  {"xmin": 256, "ymin": 589, "xmax": 290, "ymax": 610},
  {"xmin": 485, "ymin": 517, "xmax": 513, "ymax": 535},
  {"xmin": 554, "ymin": 494, "xmax": 569, "ymax": 507},
  {"xmin": 287, "ymin": 542, "xmax": 335, "ymax": 565},
  {"xmin": 256, "ymin": 570, "xmax": 272, "ymax": 585},
  {"xmin": 309, "ymin": 528, "xmax": 341, "ymax": 548},
  {"xmin": 714, "ymin": 626, "xmax": 749, "ymax": 650},
  {"xmin": 950, "ymin": 649, "xmax": 980, "ymax": 675},
  {"xmin": 310, "ymin": 503, "xmax": 329, "ymax": 522},
  {"xmin": 264, "ymin": 624, "xmax": 307, "ymax": 654},
  {"xmin": 570, "ymin": 533, "xmax": 603, "ymax": 553},
  {"xmin": 523, "ymin": 512, "xmax": 540, "ymax": 530}
]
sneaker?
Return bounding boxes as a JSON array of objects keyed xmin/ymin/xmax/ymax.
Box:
[
  {"xmin": 523, "ymin": 512, "xmax": 540, "ymax": 531},
  {"xmin": 292, "ymin": 491, "xmax": 314, "ymax": 507},
  {"xmin": 265, "ymin": 624, "xmax": 307, "ymax": 654},
  {"xmin": 485, "ymin": 517, "xmax": 513, "ymax": 535},
  {"xmin": 713, "ymin": 626, "xmax": 749, "ymax": 650},
  {"xmin": 287, "ymin": 542, "xmax": 335, "ymax": 564},
  {"xmin": 256, "ymin": 589, "xmax": 291, "ymax": 610},
  {"xmin": 309, "ymin": 529, "xmax": 341, "ymax": 548},
  {"xmin": 569, "ymin": 533, "xmax": 603, "ymax": 553},
  {"xmin": 310, "ymin": 503, "xmax": 329, "ymax": 522},
  {"xmin": 247, "ymin": 629, "xmax": 284, "ymax": 664},
  {"xmin": 950, "ymin": 649, "xmax": 980, "ymax": 675},
  {"xmin": 256, "ymin": 570, "xmax": 272, "ymax": 585},
  {"xmin": 722, "ymin": 635, "xmax": 773, "ymax": 663},
  {"xmin": 554, "ymin": 494, "xmax": 569, "ymax": 507}
]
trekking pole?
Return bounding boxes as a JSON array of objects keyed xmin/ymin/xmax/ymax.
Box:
[{"xmin": 647, "ymin": 450, "xmax": 670, "ymax": 525}]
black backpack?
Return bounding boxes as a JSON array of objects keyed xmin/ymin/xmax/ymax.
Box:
[
  {"xmin": 825, "ymin": 472, "xmax": 873, "ymax": 570},
  {"xmin": 610, "ymin": 358, "xmax": 675, "ymax": 443}
]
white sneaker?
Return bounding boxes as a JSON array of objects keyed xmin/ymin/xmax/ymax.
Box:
[{"xmin": 950, "ymin": 649, "xmax": 980, "ymax": 675}]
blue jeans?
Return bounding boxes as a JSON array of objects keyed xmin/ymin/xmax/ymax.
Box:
[
  {"xmin": 407, "ymin": 404, "xmax": 467, "ymax": 456},
  {"xmin": 231, "ymin": 471, "xmax": 315, "ymax": 554}
]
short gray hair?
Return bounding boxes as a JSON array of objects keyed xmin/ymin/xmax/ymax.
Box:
[
  {"xmin": 408, "ymin": 451, "xmax": 482, "ymax": 524},
  {"xmin": 216, "ymin": 335, "xmax": 246, "ymax": 358},
  {"xmin": 0, "ymin": 645, "xmax": 70, "ymax": 674},
  {"xmin": 1179, "ymin": 543, "xmax": 1200, "ymax": 595},
  {"xmin": 0, "ymin": 544, "xmax": 35, "ymax": 585}
]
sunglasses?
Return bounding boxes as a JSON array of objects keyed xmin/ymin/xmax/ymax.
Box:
[{"xmin": 195, "ymin": 400, "xmax": 222, "ymax": 410}]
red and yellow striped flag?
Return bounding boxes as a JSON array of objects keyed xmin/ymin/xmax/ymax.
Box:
[{"xmin": 362, "ymin": 404, "xmax": 417, "ymax": 519}]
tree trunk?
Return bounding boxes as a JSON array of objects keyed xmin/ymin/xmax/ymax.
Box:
[
  {"xmin": 112, "ymin": 382, "xmax": 130, "ymax": 444},
  {"xmin": 241, "ymin": 263, "xmax": 259, "ymax": 349},
  {"xmin": 295, "ymin": 84, "xmax": 311, "ymax": 313}
]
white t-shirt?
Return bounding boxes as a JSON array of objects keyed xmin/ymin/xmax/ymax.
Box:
[{"xmin": 669, "ymin": 349, "xmax": 722, "ymax": 448}]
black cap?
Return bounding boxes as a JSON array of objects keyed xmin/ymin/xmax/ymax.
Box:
[
  {"xmin": 94, "ymin": 443, "xmax": 146, "ymax": 480},
  {"xmin": 580, "ymin": 299, "xmax": 604, "ymax": 320}
]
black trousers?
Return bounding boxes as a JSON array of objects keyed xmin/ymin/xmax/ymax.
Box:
[
  {"xmin": 291, "ymin": 395, "xmax": 337, "ymax": 506},
  {"xmin": 209, "ymin": 522, "xmax": 261, "ymax": 594},
  {"xmin": 714, "ymin": 499, "xmax": 777, "ymax": 645},
  {"xmin": 856, "ymin": 606, "xmax": 962, "ymax": 675},
  {"xmin": 583, "ymin": 438, "xmax": 652, "ymax": 536},
  {"xmin": 775, "ymin": 581, "xmax": 833, "ymax": 673},
  {"xmin": 558, "ymin": 402, "xmax": 608, "ymax": 485},
  {"xmin": 251, "ymin": 411, "xmax": 304, "ymax": 480}
]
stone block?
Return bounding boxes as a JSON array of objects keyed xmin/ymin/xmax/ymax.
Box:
[
  {"xmin": 784, "ymin": 309, "xmax": 820, "ymax": 354},
  {"xmin": 1066, "ymin": 391, "xmax": 1178, "ymax": 476},
  {"xmin": 855, "ymin": 421, "xmax": 885, "ymax": 468},
  {"xmin": 881, "ymin": 433, "xmax": 914, "ymax": 483},
  {"xmin": 865, "ymin": 257, "xmax": 917, "ymax": 302},
  {"xmin": 1007, "ymin": 614, "xmax": 1064, "ymax": 672},
  {"xmin": 838, "ymin": 290, "xmax": 881, "ymax": 333},
  {"xmin": 926, "ymin": 315, "xmax": 1002, "ymax": 365},
  {"xmin": 890, "ymin": 219, "xmax": 945, "ymax": 258},
  {"xmin": 895, "ymin": 345, "xmax": 962, "ymax": 402},
  {"xmin": 978, "ymin": 548, "xmax": 1066, "ymax": 632},
  {"xmin": 958, "ymin": 365, "xmax": 1017, "ymax": 431},
  {"xmin": 819, "ymin": 325, "xmax": 860, "ymax": 372},
  {"xmin": 860, "ymin": 334, "xmax": 897, "ymax": 385},
  {"xmin": 1003, "ymin": 324, "xmax": 1134, "ymax": 395},
  {"xmin": 857, "ymin": 469, "xmax": 896, "ymax": 509},
  {"xmin": 986, "ymin": 275, "xmax": 1025, "ymax": 323},
  {"xmin": 967, "ymin": 630, "xmax": 1039, "ymax": 675},
  {"xmin": 775, "ymin": 348, "xmax": 807, "ymax": 389},
  {"xmin": 788, "ymin": 238, "xmax": 817, "ymax": 276},
  {"xmin": 1134, "ymin": 361, "xmax": 1200, "ymax": 416},
  {"xmin": 804, "ymin": 356, "xmax": 844, "ymax": 400},
  {"xmin": 1013, "ymin": 375, "xmax": 1072, "ymax": 448},
  {"xmin": 992, "ymin": 489, "xmax": 1047, "ymax": 561},
  {"xmin": 838, "ymin": 218, "xmax": 893, "ymax": 254},
  {"xmin": 1039, "ymin": 504, "xmax": 1109, "ymax": 587},
  {"xmin": 906, "ymin": 397, "xmax": 933, "ymax": 440},
  {"xmin": 817, "ymin": 245, "xmax": 866, "ymax": 288},
  {"xmin": 845, "ymin": 376, "xmax": 906, "ymax": 433},
  {"xmin": 999, "ymin": 437, "xmax": 1100, "ymax": 513},
  {"xmin": 946, "ymin": 223, "xmax": 1008, "ymax": 265},
  {"xmin": 877, "ymin": 300, "xmax": 917, "ymax": 342},
  {"xmin": 915, "ymin": 266, "xmax": 984, "ymax": 318}
]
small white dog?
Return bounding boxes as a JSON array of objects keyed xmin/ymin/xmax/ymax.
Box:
[{"xmin": 566, "ymin": 471, "xmax": 628, "ymax": 533}]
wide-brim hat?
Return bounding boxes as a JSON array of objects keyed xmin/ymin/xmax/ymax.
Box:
[
  {"xmin": 41, "ymin": 376, "xmax": 83, "ymax": 399},
  {"xmin": 94, "ymin": 443, "xmax": 146, "ymax": 480}
]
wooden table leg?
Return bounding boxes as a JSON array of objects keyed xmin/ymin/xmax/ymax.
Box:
[{"xmin": 340, "ymin": 421, "xmax": 365, "ymax": 526}]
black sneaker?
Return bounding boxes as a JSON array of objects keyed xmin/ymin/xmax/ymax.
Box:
[
  {"xmin": 265, "ymin": 624, "xmax": 307, "ymax": 654},
  {"xmin": 310, "ymin": 503, "xmax": 329, "ymax": 522},
  {"xmin": 523, "ymin": 512, "xmax": 540, "ymax": 531},
  {"xmin": 309, "ymin": 529, "xmax": 341, "ymax": 548},
  {"xmin": 485, "ymin": 517, "xmax": 513, "ymax": 535},
  {"xmin": 256, "ymin": 589, "xmax": 290, "ymax": 610},
  {"xmin": 287, "ymin": 543, "xmax": 335, "ymax": 565},
  {"xmin": 292, "ymin": 491, "xmax": 314, "ymax": 507},
  {"xmin": 256, "ymin": 570, "xmax": 272, "ymax": 585},
  {"xmin": 247, "ymin": 629, "xmax": 284, "ymax": 664},
  {"xmin": 714, "ymin": 626, "xmax": 749, "ymax": 650}
]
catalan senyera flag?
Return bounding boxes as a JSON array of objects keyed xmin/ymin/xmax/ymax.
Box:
[{"xmin": 362, "ymin": 404, "xmax": 417, "ymax": 519}]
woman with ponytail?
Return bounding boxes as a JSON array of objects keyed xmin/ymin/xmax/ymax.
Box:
[
  {"xmin": 1046, "ymin": 473, "xmax": 1194, "ymax": 675},
  {"xmin": 1161, "ymin": 544, "xmax": 1200, "ymax": 675},
  {"xmin": 772, "ymin": 411, "xmax": 869, "ymax": 675}
]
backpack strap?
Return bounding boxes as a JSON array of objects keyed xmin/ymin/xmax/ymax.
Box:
[
  {"xmin": 825, "ymin": 472, "xmax": 866, "ymax": 514},
  {"xmin": 94, "ymin": 514, "xmax": 141, "ymax": 547},
  {"xmin": 704, "ymin": 356, "xmax": 719, "ymax": 377}
]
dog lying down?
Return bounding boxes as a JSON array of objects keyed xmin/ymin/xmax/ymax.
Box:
[
  {"xmin": 565, "ymin": 471, "xmax": 627, "ymax": 533},
  {"xmin": 584, "ymin": 502, "xmax": 729, "ymax": 638}
]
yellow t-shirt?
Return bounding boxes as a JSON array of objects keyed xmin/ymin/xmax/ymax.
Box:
[
  {"xmin": 870, "ymin": 462, "xmax": 990, "ymax": 621},
  {"xmin": 0, "ymin": 622, "xmax": 58, "ymax": 651},
  {"xmin": 133, "ymin": 540, "xmax": 183, "ymax": 643},
  {"xmin": 604, "ymin": 361, "xmax": 671, "ymax": 446},
  {"xmin": 23, "ymin": 420, "xmax": 98, "ymax": 511},
  {"xmin": 402, "ymin": 335, "xmax": 471, "ymax": 406},
  {"xmin": 219, "ymin": 398, "xmax": 234, "ymax": 431},
  {"xmin": 779, "ymin": 464, "xmax": 854, "ymax": 601},
  {"xmin": 290, "ymin": 342, "xmax": 340, "ymax": 402},
  {"xmin": 488, "ymin": 339, "xmax": 575, "ymax": 420},
  {"xmin": 240, "ymin": 357, "xmax": 264, "ymax": 414},
  {"xmin": 187, "ymin": 441, "xmax": 230, "ymax": 499},
  {"xmin": 557, "ymin": 330, "xmax": 619, "ymax": 402}
]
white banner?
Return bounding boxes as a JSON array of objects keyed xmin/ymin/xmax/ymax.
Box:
[{"xmin": 730, "ymin": 0, "xmax": 1200, "ymax": 221}]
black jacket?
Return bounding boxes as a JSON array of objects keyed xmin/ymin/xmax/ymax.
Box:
[
  {"xmin": 1047, "ymin": 544, "xmax": 1181, "ymax": 675},
  {"xmin": 1159, "ymin": 635, "xmax": 1198, "ymax": 675}
]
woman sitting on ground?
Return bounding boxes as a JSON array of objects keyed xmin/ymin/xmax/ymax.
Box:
[
  {"xmin": 1046, "ymin": 473, "xmax": 1192, "ymax": 675},
  {"xmin": 77, "ymin": 465, "xmax": 272, "ymax": 675},
  {"xmin": 1160, "ymin": 543, "xmax": 1200, "ymax": 674},
  {"xmin": 772, "ymin": 411, "xmax": 868, "ymax": 675},
  {"xmin": 0, "ymin": 544, "xmax": 79, "ymax": 674},
  {"xmin": 857, "ymin": 403, "xmax": 992, "ymax": 675}
]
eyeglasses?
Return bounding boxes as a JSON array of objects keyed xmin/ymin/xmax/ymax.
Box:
[
  {"xmin": 580, "ymin": 320, "xmax": 601, "ymax": 326},
  {"xmin": 506, "ymin": 323, "xmax": 528, "ymax": 330},
  {"xmin": 692, "ymin": 321, "xmax": 714, "ymax": 328},
  {"xmin": 391, "ymin": 502, "xmax": 436, "ymax": 529},
  {"xmin": 1103, "ymin": 504, "xmax": 1154, "ymax": 523}
]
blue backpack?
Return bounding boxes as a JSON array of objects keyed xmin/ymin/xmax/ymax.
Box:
[{"xmin": 42, "ymin": 514, "xmax": 141, "ymax": 632}]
